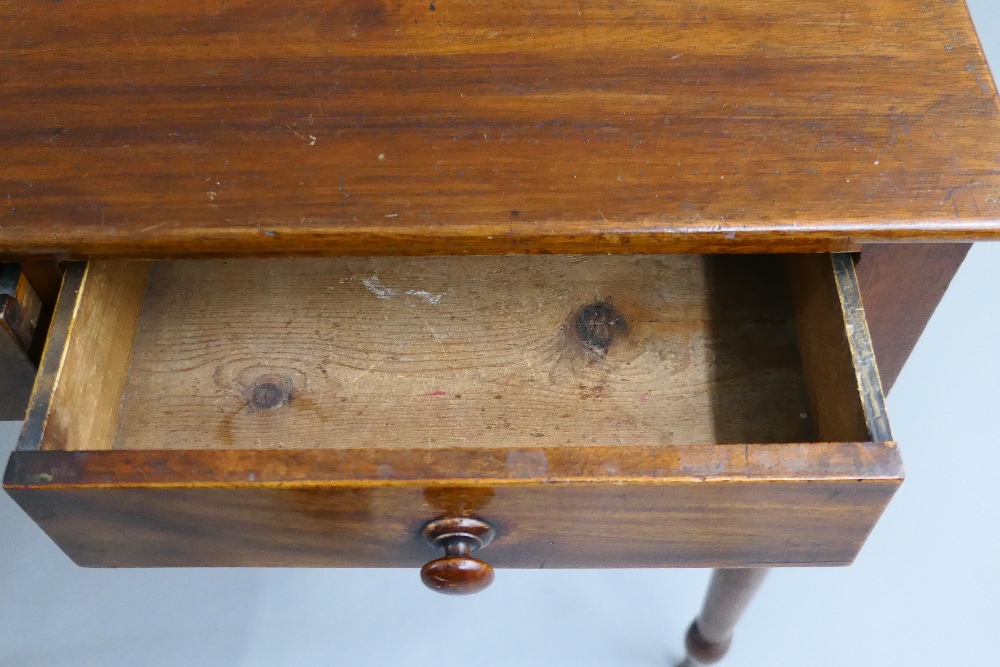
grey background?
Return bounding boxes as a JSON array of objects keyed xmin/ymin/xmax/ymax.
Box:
[{"xmin": 2, "ymin": 3, "xmax": 999, "ymax": 664}]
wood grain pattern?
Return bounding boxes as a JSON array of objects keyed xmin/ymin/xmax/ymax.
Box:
[
  {"xmin": 4, "ymin": 252, "xmax": 902, "ymax": 569},
  {"xmin": 855, "ymin": 243, "xmax": 971, "ymax": 392},
  {"xmin": 2, "ymin": 0, "xmax": 999, "ymax": 256},
  {"xmin": 785, "ymin": 254, "xmax": 890, "ymax": 443},
  {"xmin": 3, "ymin": 442, "xmax": 902, "ymax": 568},
  {"xmin": 113, "ymin": 255, "xmax": 814, "ymax": 450},
  {"xmin": 18, "ymin": 262, "xmax": 150, "ymax": 452}
]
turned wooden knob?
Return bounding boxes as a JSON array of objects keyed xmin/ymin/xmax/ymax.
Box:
[{"xmin": 420, "ymin": 517, "xmax": 496, "ymax": 595}]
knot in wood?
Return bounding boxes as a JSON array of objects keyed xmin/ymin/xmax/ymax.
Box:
[
  {"xmin": 574, "ymin": 301, "xmax": 628, "ymax": 355},
  {"xmin": 251, "ymin": 381, "xmax": 291, "ymax": 410}
]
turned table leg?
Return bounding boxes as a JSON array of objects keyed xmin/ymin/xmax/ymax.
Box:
[{"xmin": 679, "ymin": 568, "xmax": 769, "ymax": 666}]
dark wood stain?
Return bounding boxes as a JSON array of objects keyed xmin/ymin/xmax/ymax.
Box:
[
  {"xmin": 420, "ymin": 555, "xmax": 493, "ymax": 595},
  {"xmin": 3, "ymin": 442, "xmax": 902, "ymax": 568},
  {"xmin": 420, "ymin": 516, "xmax": 496, "ymax": 594},
  {"xmin": 855, "ymin": 243, "xmax": 971, "ymax": 392},
  {"xmin": 1, "ymin": 0, "xmax": 998, "ymax": 256}
]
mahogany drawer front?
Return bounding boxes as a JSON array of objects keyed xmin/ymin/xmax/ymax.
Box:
[{"xmin": 4, "ymin": 254, "xmax": 901, "ymax": 570}]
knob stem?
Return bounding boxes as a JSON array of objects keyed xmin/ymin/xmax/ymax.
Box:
[{"xmin": 443, "ymin": 536, "xmax": 475, "ymax": 559}]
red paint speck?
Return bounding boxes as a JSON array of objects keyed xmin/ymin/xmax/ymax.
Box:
[{"xmin": 425, "ymin": 389, "xmax": 448, "ymax": 397}]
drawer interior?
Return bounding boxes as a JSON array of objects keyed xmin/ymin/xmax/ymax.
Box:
[{"xmin": 20, "ymin": 254, "xmax": 885, "ymax": 453}]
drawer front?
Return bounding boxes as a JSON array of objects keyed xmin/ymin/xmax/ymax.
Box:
[
  {"xmin": 7, "ymin": 443, "xmax": 900, "ymax": 569},
  {"xmin": 4, "ymin": 254, "xmax": 901, "ymax": 574}
]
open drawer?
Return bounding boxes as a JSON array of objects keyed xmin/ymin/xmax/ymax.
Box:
[{"xmin": 4, "ymin": 254, "xmax": 901, "ymax": 579}]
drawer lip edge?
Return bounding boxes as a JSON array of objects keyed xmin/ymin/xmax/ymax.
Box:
[{"xmin": 4, "ymin": 442, "xmax": 903, "ymax": 490}]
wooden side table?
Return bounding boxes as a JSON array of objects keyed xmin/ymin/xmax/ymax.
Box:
[{"xmin": 2, "ymin": 1, "xmax": 998, "ymax": 664}]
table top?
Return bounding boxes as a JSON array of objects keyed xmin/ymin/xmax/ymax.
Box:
[{"xmin": 2, "ymin": 0, "xmax": 999, "ymax": 257}]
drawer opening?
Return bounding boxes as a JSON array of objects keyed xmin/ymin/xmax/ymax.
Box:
[{"xmin": 17, "ymin": 254, "xmax": 888, "ymax": 454}]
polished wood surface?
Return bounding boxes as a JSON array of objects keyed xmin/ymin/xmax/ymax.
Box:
[
  {"xmin": 681, "ymin": 569, "xmax": 769, "ymax": 666},
  {"xmin": 420, "ymin": 517, "xmax": 496, "ymax": 595},
  {"xmin": 113, "ymin": 255, "xmax": 814, "ymax": 452},
  {"xmin": 2, "ymin": 1, "xmax": 999, "ymax": 257},
  {"xmin": 4, "ymin": 442, "xmax": 901, "ymax": 568},
  {"xmin": 856, "ymin": 243, "xmax": 972, "ymax": 392}
]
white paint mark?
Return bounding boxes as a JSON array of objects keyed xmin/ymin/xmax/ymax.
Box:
[
  {"xmin": 671, "ymin": 53, "xmax": 683, "ymax": 60},
  {"xmin": 207, "ymin": 191, "xmax": 217, "ymax": 201},
  {"xmin": 874, "ymin": 160, "xmax": 880, "ymax": 165},
  {"xmin": 378, "ymin": 153, "xmax": 386, "ymax": 160},
  {"xmin": 384, "ymin": 213, "xmax": 398, "ymax": 218},
  {"xmin": 308, "ymin": 135, "xmax": 317, "ymax": 146},
  {"xmin": 361, "ymin": 277, "xmax": 444, "ymax": 304},
  {"xmin": 406, "ymin": 289, "xmax": 444, "ymax": 305},
  {"xmin": 362, "ymin": 276, "xmax": 395, "ymax": 299}
]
